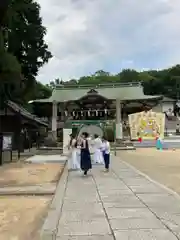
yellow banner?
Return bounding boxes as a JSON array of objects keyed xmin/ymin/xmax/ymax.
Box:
[{"xmin": 128, "ymin": 111, "xmax": 165, "ymax": 140}]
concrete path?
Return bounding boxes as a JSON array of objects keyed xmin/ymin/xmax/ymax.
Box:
[{"xmin": 42, "ymin": 155, "xmax": 180, "ymax": 239}]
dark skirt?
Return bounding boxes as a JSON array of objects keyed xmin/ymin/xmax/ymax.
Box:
[
  {"xmin": 80, "ymin": 149, "xmax": 92, "ymax": 171},
  {"xmin": 104, "ymin": 153, "xmax": 110, "ymax": 169}
]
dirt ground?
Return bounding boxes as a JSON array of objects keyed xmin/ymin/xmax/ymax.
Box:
[
  {"xmin": 0, "ymin": 162, "xmax": 65, "ymax": 187},
  {"xmin": 0, "ymin": 196, "xmax": 51, "ymax": 240},
  {"xmin": 117, "ymin": 149, "xmax": 180, "ymax": 194},
  {"xmin": 0, "ymin": 161, "xmax": 65, "ymax": 239}
]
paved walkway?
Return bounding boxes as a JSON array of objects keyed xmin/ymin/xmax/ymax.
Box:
[{"xmin": 42, "ymin": 155, "xmax": 180, "ymax": 239}]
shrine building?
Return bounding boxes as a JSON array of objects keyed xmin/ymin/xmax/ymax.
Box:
[{"xmin": 30, "ymin": 82, "xmax": 163, "ymax": 141}]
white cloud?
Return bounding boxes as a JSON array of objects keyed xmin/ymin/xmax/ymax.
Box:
[{"xmin": 37, "ymin": 0, "xmax": 180, "ymax": 83}]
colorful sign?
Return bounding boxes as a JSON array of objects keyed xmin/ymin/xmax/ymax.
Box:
[{"xmin": 128, "ymin": 111, "xmax": 165, "ymax": 140}]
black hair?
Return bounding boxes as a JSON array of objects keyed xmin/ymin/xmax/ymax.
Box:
[
  {"xmin": 69, "ymin": 134, "xmax": 75, "ymax": 146},
  {"xmin": 74, "ymin": 140, "xmax": 78, "ymax": 148},
  {"xmin": 82, "ymin": 132, "xmax": 89, "ymax": 138},
  {"xmin": 102, "ymin": 136, "xmax": 107, "ymax": 140}
]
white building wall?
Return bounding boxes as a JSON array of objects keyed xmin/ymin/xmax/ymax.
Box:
[
  {"xmin": 152, "ymin": 103, "xmax": 162, "ymax": 112},
  {"xmin": 152, "ymin": 102, "xmax": 174, "ymax": 113},
  {"xmin": 162, "ymin": 102, "xmax": 174, "ymax": 113}
]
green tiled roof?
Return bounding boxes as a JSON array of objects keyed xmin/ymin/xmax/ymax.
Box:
[{"xmin": 31, "ymin": 83, "xmax": 162, "ymax": 103}]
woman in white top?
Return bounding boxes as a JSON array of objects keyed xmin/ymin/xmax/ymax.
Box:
[
  {"xmin": 92, "ymin": 134, "xmax": 104, "ymax": 164},
  {"xmin": 101, "ymin": 136, "xmax": 110, "ymax": 172},
  {"xmin": 68, "ymin": 134, "xmax": 80, "ymax": 170}
]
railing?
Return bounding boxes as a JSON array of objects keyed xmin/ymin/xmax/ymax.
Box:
[{"xmin": 55, "ymin": 82, "xmax": 142, "ymax": 89}]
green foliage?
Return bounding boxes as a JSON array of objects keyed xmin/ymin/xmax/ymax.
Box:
[
  {"xmin": 118, "ymin": 69, "xmax": 139, "ymax": 82},
  {"xmin": 51, "ymin": 65, "xmax": 180, "ymax": 100},
  {"xmin": 0, "ymin": 0, "xmax": 52, "ymax": 107},
  {"xmin": 0, "ymin": 51, "xmax": 21, "ymax": 73}
]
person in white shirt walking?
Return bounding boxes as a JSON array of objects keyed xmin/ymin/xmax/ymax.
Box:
[
  {"xmin": 67, "ymin": 134, "xmax": 80, "ymax": 171},
  {"xmin": 92, "ymin": 134, "xmax": 104, "ymax": 164},
  {"xmin": 101, "ymin": 136, "xmax": 110, "ymax": 171}
]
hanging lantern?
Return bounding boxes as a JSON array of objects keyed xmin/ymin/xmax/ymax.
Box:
[
  {"xmin": 88, "ymin": 109, "xmax": 90, "ymax": 116},
  {"xmin": 96, "ymin": 109, "xmax": 98, "ymax": 116},
  {"xmin": 81, "ymin": 110, "xmax": 83, "ymax": 116},
  {"xmin": 104, "ymin": 108, "xmax": 107, "ymax": 115}
]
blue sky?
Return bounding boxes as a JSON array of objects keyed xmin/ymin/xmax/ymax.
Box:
[{"xmin": 37, "ymin": 0, "xmax": 180, "ymax": 84}]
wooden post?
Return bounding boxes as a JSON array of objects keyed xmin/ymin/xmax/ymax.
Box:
[
  {"xmin": 17, "ymin": 110, "xmax": 22, "ymax": 159},
  {"xmin": 115, "ymin": 99, "xmax": 123, "ymax": 141},
  {"xmin": 0, "ymin": 133, "xmax": 3, "ymax": 165},
  {"xmin": 51, "ymin": 100, "xmax": 57, "ymax": 141}
]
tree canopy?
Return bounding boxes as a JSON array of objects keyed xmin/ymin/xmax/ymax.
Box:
[
  {"xmin": 0, "ymin": 0, "xmax": 52, "ymax": 108},
  {"xmin": 1, "ymin": 1, "xmax": 180, "ymax": 106},
  {"xmin": 49, "ymin": 66, "xmax": 180, "ymax": 100}
]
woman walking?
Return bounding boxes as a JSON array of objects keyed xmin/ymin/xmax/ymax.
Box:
[
  {"xmin": 80, "ymin": 132, "xmax": 92, "ymax": 175},
  {"xmin": 93, "ymin": 134, "xmax": 104, "ymax": 164},
  {"xmin": 155, "ymin": 132, "xmax": 163, "ymax": 150},
  {"xmin": 101, "ymin": 136, "xmax": 111, "ymax": 172},
  {"xmin": 68, "ymin": 134, "xmax": 80, "ymax": 171}
]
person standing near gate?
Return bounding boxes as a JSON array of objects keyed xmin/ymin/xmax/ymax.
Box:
[
  {"xmin": 67, "ymin": 134, "xmax": 80, "ymax": 171},
  {"xmin": 101, "ymin": 136, "xmax": 111, "ymax": 172},
  {"xmin": 80, "ymin": 132, "xmax": 92, "ymax": 175},
  {"xmin": 92, "ymin": 134, "xmax": 104, "ymax": 164}
]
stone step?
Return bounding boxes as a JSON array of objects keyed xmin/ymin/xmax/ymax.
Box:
[{"xmin": 0, "ymin": 184, "xmax": 56, "ymax": 196}]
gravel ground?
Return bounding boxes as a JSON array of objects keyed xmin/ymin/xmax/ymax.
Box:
[
  {"xmin": 0, "ymin": 162, "xmax": 64, "ymax": 187},
  {"xmin": 0, "ymin": 161, "xmax": 65, "ymax": 239},
  {"xmin": 0, "ymin": 196, "xmax": 51, "ymax": 240}
]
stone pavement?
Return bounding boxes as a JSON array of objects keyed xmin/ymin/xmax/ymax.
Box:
[{"xmin": 41, "ymin": 155, "xmax": 180, "ymax": 239}]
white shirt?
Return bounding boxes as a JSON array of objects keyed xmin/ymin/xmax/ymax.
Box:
[
  {"xmin": 71, "ymin": 139, "xmax": 77, "ymax": 148},
  {"xmin": 87, "ymin": 136, "xmax": 92, "ymax": 144},
  {"xmin": 93, "ymin": 137, "xmax": 102, "ymax": 149},
  {"xmin": 103, "ymin": 141, "xmax": 110, "ymax": 154}
]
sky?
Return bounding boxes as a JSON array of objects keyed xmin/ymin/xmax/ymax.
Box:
[{"xmin": 36, "ymin": 0, "xmax": 180, "ymax": 84}]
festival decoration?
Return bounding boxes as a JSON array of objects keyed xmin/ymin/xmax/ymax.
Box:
[{"xmin": 128, "ymin": 111, "xmax": 165, "ymax": 140}]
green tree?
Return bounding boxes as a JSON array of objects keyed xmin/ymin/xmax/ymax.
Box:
[
  {"xmin": 0, "ymin": 0, "xmax": 22, "ymax": 108},
  {"xmin": 5, "ymin": 0, "xmax": 52, "ymax": 101},
  {"xmin": 118, "ymin": 69, "xmax": 140, "ymax": 82},
  {"xmin": 48, "ymin": 66, "xmax": 180, "ymax": 101},
  {"xmin": 94, "ymin": 70, "xmax": 110, "ymax": 77}
]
